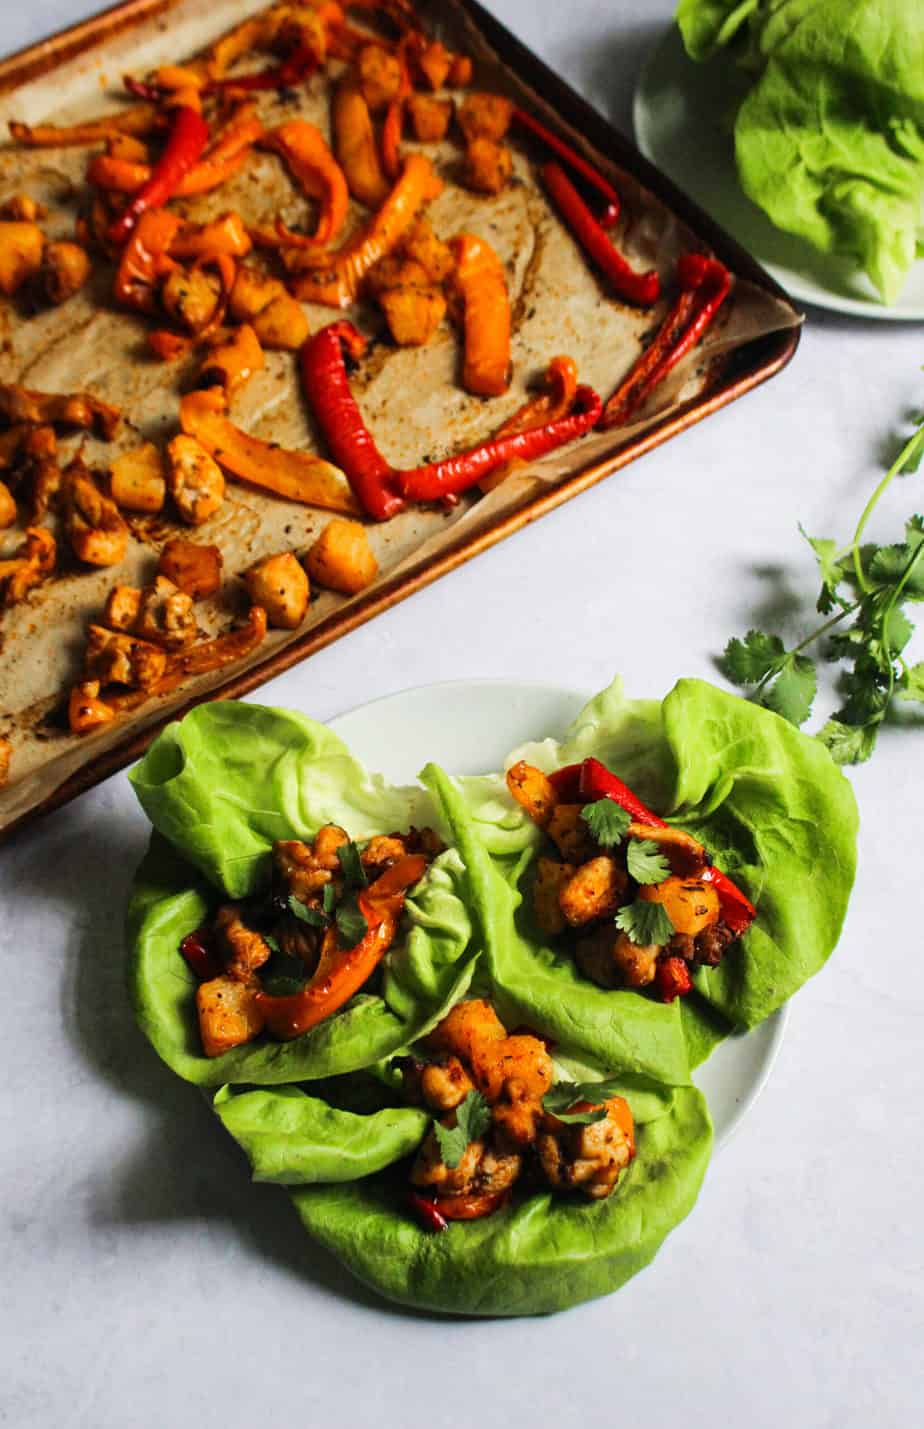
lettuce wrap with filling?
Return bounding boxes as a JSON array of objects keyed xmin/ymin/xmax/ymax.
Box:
[{"xmin": 444, "ymin": 676, "xmax": 858, "ymax": 1066}]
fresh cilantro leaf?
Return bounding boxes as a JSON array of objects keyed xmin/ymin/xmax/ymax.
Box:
[
  {"xmin": 800, "ymin": 527, "xmax": 847, "ymax": 613},
  {"xmin": 288, "ymin": 894, "xmax": 328, "ymax": 928},
  {"xmin": 321, "ymin": 882, "xmax": 336, "ymax": 916},
  {"xmin": 896, "ymin": 425, "xmax": 924, "ymax": 475},
  {"xmin": 337, "ymin": 840, "xmax": 368, "ymax": 889},
  {"xmin": 432, "ymin": 1089, "xmax": 492, "ymax": 1169},
  {"xmin": 581, "ymin": 799, "xmax": 631, "ymax": 847},
  {"xmin": 869, "ymin": 543, "xmax": 924, "ymax": 600},
  {"xmin": 626, "ymin": 838, "xmax": 671, "ymax": 886},
  {"xmin": 762, "ymin": 654, "xmax": 817, "ymax": 726},
  {"xmin": 906, "ymin": 515, "xmax": 924, "ymax": 549},
  {"xmin": 335, "ymin": 897, "xmax": 368, "ymax": 947},
  {"xmin": 898, "ymin": 661, "xmax": 924, "ymax": 703},
  {"xmin": 817, "ymin": 719, "xmax": 878, "ymax": 765},
  {"xmin": 542, "ymin": 1078, "xmax": 628, "ymax": 1125},
  {"xmin": 615, "ymin": 898, "xmax": 674, "ymax": 946},
  {"xmin": 721, "ymin": 629, "xmax": 785, "ymax": 686},
  {"xmin": 883, "ymin": 605, "xmax": 914, "ymax": 656},
  {"xmin": 263, "ymin": 932, "xmax": 281, "ymax": 956}
]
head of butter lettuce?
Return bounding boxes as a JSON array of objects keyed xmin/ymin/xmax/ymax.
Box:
[
  {"xmin": 435, "ymin": 676, "xmax": 858, "ymax": 1067},
  {"xmin": 675, "ymin": 0, "xmax": 924, "ymax": 304}
]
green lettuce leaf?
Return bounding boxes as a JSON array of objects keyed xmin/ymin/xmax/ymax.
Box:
[
  {"xmin": 213, "ymin": 1085, "xmax": 430, "ymax": 1184},
  {"xmin": 129, "ymin": 701, "xmax": 437, "ymax": 898},
  {"xmin": 676, "ymin": 0, "xmax": 761, "ymax": 61},
  {"xmin": 289, "ymin": 1085, "xmax": 711, "ymax": 1317}
]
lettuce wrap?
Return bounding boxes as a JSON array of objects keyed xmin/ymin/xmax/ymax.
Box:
[
  {"xmin": 445, "ymin": 677, "xmax": 858, "ymax": 1062},
  {"xmin": 675, "ymin": 0, "xmax": 924, "ymax": 304},
  {"xmin": 127, "ymin": 702, "xmax": 482, "ymax": 1085}
]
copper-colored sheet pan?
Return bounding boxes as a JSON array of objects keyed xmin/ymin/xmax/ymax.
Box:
[{"xmin": 0, "ymin": 0, "xmax": 800, "ymax": 842}]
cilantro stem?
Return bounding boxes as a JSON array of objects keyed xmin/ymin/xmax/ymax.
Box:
[
  {"xmin": 752, "ymin": 601, "xmax": 860, "ymax": 697},
  {"xmin": 851, "ymin": 427, "xmax": 924, "ymax": 595},
  {"xmin": 878, "ymin": 538, "xmax": 924, "ymax": 707}
]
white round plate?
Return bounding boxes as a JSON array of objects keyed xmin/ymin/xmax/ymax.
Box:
[
  {"xmin": 331, "ymin": 678, "xmax": 786, "ymax": 1148},
  {"xmin": 634, "ymin": 26, "xmax": 924, "ymax": 321}
]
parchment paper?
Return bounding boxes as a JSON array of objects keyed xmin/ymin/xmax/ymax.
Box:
[{"xmin": 0, "ymin": 0, "xmax": 799, "ymax": 832}]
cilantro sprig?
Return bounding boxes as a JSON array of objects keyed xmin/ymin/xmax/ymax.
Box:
[
  {"xmin": 722, "ymin": 415, "xmax": 924, "ymax": 763},
  {"xmin": 615, "ymin": 898, "xmax": 674, "ymax": 947},
  {"xmin": 432, "ymin": 1090, "xmax": 492, "ymax": 1168},
  {"xmin": 581, "ymin": 799, "xmax": 631, "ymax": 846},
  {"xmin": 626, "ymin": 839, "xmax": 671, "ymax": 886},
  {"xmin": 542, "ymin": 1079, "xmax": 629, "ymax": 1125}
]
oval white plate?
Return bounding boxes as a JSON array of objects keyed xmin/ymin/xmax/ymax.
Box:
[
  {"xmin": 634, "ymin": 25, "xmax": 924, "ymax": 321},
  {"xmin": 331, "ymin": 678, "xmax": 786, "ymax": 1148}
]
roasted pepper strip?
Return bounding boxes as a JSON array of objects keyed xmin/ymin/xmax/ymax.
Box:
[
  {"xmin": 9, "ymin": 104, "xmax": 163, "ymax": 148},
  {"xmin": 600, "ymin": 253, "xmax": 731, "ymax": 428},
  {"xmin": 169, "ymin": 211, "xmax": 252, "ymax": 260},
  {"xmin": 179, "ymin": 387, "xmax": 359, "ymax": 513},
  {"xmin": 290, "ymin": 153, "xmax": 442, "ymax": 306},
  {"xmin": 204, "ymin": 43, "xmax": 319, "ymax": 95},
  {"xmin": 572, "ymin": 756, "xmax": 756, "ymax": 936},
  {"xmin": 542, "ymin": 161, "xmax": 658, "ymax": 307},
  {"xmin": 256, "ymin": 853, "xmax": 427, "ymax": 1039},
  {"xmin": 480, "ymin": 356, "xmax": 579, "ymax": 492},
  {"xmin": 396, "ymin": 386, "xmax": 601, "ymax": 502},
  {"xmin": 380, "ymin": 36, "xmax": 413, "ymax": 180},
  {"xmin": 450, "ymin": 232, "xmax": 511, "ymax": 398},
  {"xmin": 113, "ymin": 209, "xmax": 181, "ymax": 311},
  {"xmin": 332, "ymin": 76, "xmax": 390, "ymax": 209},
  {"xmin": 299, "ymin": 322, "xmax": 405, "ymax": 520},
  {"xmin": 513, "ymin": 107, "xmax": 620, "ymax": 227},
  {"xmin": 259, "ymin": 122, "xmax": 349, "ymax": 247},
  {"xmin": 109, "ymin": 105, "xmax": 209, "ymax": 245},
  {"xmin": 166, "ymin": 605, "xmax": 267, "ymax": 677}
]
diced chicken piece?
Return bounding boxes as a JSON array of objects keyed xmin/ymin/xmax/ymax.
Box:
[
  {"xmin": 166, "ymin": 435, "xmax": 225, "ymax": 525},
  {"xmin": 197, "ymin": 975, "xmax": 265, "ymax": 1057},
  {"xmin": 414, "ymin": 40, "xmax": 452, "ymax": 91},
  {"xmin": 411, "ymin": 1126, "xmax": 521, "ymax": 1197},
  {"xmin": 243, "ymin": 551, "xmax": 309, "ymax": 629},
  {"xmin": 627, "ymin": 822, "xmax": 709, "ymax": 877},
  {"xmin": 532, "ymin": 856, "xmax": 575, "ymax": 937},
  {"xmin": 109, "ymin": 443, "xmax": 166, "ymax": 513},
  {"xmin": 429, "ymin": 999, "xmax": 553, "ymax": 1149},
  {"xmin": 419, "ymin": 1055, "xmax": 475, "ymax": 1113},
  {"xmin": 0, "ymin": 385, "xmax": 120, "ymax": 438},
  {"xmin": 160, "ymin": 265, "xmax": 221, "ymax": 332},
  {"xmin": 379, "ymin": 283, "xmax": 446, "ymax": 347},
  {"xmin": 0, "ymin": 526, "xmax": 56, "ymax": 606},
  {"xmin": 273, "ymin": 827, "xmax": 348, "ymax": 903},
  {"xmin": 83, "ymin": 624, "xmax": 167, "ymax": 690},
  {"xmin": 0, "ymin": 194, "xmax": 45, "ymax": 222},
  {"xmin": 158, "ymin": 537, "xmax": 223, "ymax": 600},
  {"xmin": 357, "ymin": 43, "xmax": 403, "ymax": 112},
  {"xmin": 198, "ymin": 323, "xmax": 264, "ymax": 395},
  {"xmin": 0, "ymin": 221, "xmax": 44, "ymax": 294},
  {"xmin": 229, "ymin": 264, "xmax": 284, "ymax": 321},
  {"xmin": 407, "ymin": 93, "xmax": 452, "ymax": 143},
  {"xmin": 103, "ymin": 584, "xmax": 143, "ymax": 631},
  {"xmin": 251, "ymin": 293, "xmax": 309, "ymax": 351},
  {"xmin": 399, "ymin": 219, "xmax": 455, "ymax": 284},
  {"xmin": 575, "ymin": 927, "xmax": 660, "ymax": 990},
  {"xmin": 39, "ymin": 241, "xmax": 91, "ymax": 305},
  {"xmin": 559, "ymin": 855, "xmax": 627, "ymax": 927},
  {"xmin": 547, "ymin": 802, "xmax": 596, "ymax": 863},
  {"xmin": 448, "ymin": 54, "xmax": 473, "ymax": 87},
  {"xmin": 537, "ymin": 1096, "xmax": 635, "ymax": 1199},
  {"xmin": 133, "ymin": 575, "xmax": 197, "ymax": 649},
  {"xmin": 464, "ymin": 137, "xmax": 512, "ymax": 195},
  {"xmin": 65, "ymin": 465, "xmax": 128, "ymax": 566},
  {"xmin": 505, "ymin": 759, "xmax": 558, "ymax": 828},
  {"xmin": 68, "ymin": 680, "xmax": 116, "ymax": 734},
  {"xmin": 0, "ymin": 480, "xmax": 15, "ymax": 528},
  {"xmin": 304, "ymin": 518, "xmax": 378, "ymax": 596},
  {"xmin": 638, "ymin": 875, "xmax": 720, "ymax": 937},
  {"xmin": 361, "ymin": 834, "xmax": 408, "ymax": 872},
  {"xmin": 214, "ymin": 903, "xmax": 272, "ymax": 981},
  {"xmin": 457, "ymin": 92, "xmax": 513, "ymax": 143}
]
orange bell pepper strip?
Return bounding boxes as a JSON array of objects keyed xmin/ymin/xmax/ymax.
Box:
[
  {"xmin": 380, "ymin": 36, "xmax": 413, "ymax": 181},
  {"xmin": 179, "ymin": 388, "xmax": 360, "ymax": 513},
  {"xmin": 290, "ymin": 153, "xmax": 443, "ymax": 307},
  {"xmin": 256, "ymin": 853, "xmax": 427, "ymax": 1039},
  {"xmin": 88, "ymin": 106, "xmax": 262, "ymax": 201},
  {"xmin": 167, "ymin": 605, "xmax": 267, "ymax": 677},
  {"xmin": 113, "ymin": 209, "xmax": 182, "ymax": 312},
  {"xmin": 258, "ymin": 122, "xmax": 349, "ymax": 247},
  {"xmin": 479, "ymin": 355, "xmax": 578, "ymax": 492},
  {"xmin": 332, "ymin": 76, "xmax": 390, "ymax": 209},
  {"xmin": 169, "ymin": 211, "xmax": 253, "ymax": 260},
  {"xmin": 9, "ymin": 103, "xmax": 164, "ymax": 148},
  {"xmin": 450, "ymin": 232, "xmax": 511, "ymax": 398}
]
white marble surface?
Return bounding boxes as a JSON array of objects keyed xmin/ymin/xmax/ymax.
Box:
[{"xmin": 2, "ymin": 3, "xmax": 923, "ymax": 1425}]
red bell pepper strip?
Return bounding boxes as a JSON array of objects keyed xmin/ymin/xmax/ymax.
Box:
[
  {"xmin": 301, "ymin": 323, "xmax": 603, "ymax": 516},
  {"xmin": 299, "ymin": 322, "xmax": 406, "ymax": 521},
  {"xmin": 542, "ymin": 161, "xmax": 659, "ymax": 308},
  {"xmin": 573, "ymin": 756, "xmax": 757, "ymax": 936},
  {"xmin": 396, "ymin": 386, "xmax": 602, "ymax": 502},
  {"xmin": 513, "ymin": 107, "xmax": 620, "ymax": 227},
  {"xmin": 108, "ymin": 105, "xmax": 209, "ymax": 245},
  {"xmin": 656, "ymin": 956, "xmax": 693, "ymax": 1003},
  {"xmin": 255, "ymin": 853, "xmax": 427, "ymax": 1040},
  {"xmin": 408, "ymin": 1192, "xmax": 449, "ymax": 1233},
  {"xmin": 179, "ymin": 929, "xmax": 222, "ymax": 982},
  {"xmin": 600, "ymin": 253, "xmax": 731, "ymax": 429},
  {"xmin": 206, "ymin": 44, "xmax": 319, "ymax": 95}
]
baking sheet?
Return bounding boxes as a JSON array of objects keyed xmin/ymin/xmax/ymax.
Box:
[{"xmin": 0, "ymin": 0, "xmax": 799, "ymax": 835}]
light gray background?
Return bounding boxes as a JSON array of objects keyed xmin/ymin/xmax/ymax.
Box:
[{"xmin": 2, "ymin": 3, "xmax": 922, "ymax": 1427}]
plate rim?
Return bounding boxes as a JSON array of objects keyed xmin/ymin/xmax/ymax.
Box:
[
  {"xmin": 633, "ymin": 24, "xmax": 924, "ymax": 323},
  {"xmin": 328, "ymin": 674, "xmax": 788, "ymax": 1151}
]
